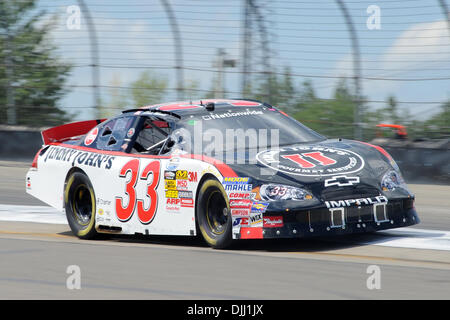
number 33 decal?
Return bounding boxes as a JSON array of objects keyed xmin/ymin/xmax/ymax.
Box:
[{"xmin": 115, "ymin": 159, "xmax": 161, "ymax": 224}]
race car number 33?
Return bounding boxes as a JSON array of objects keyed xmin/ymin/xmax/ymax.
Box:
[{"xmin": 256, "ymin": 145, "xmax": 365, "ymax": 177}]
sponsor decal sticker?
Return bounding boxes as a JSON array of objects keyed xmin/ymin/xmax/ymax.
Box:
[
  {"xmin": 249, "ymin": 212, "xmax": 263, "ymax": 227},
  {"xmin": 165, "ymin": 190, "xmax": 179, "ymax": 199},
  {"xmin": 263, "ymin": 216, "xmax": 284, "ymax": 228},
  {"xmin": 44, "ymin": 146, "xmax": 114, "ymax": 170},
  {"xmin": 176, "ymin": 179, "xmax": 188, "ymax": 190},
  {"xmin": 84, "ymin": 127, "xmax": 98, "ymax": 146},
  {"xmin": 230, "ymin": 208, "xmax": 250, "ymax": 217},
  {"xmin": 251, "ymin": 201, "xmax": 270, "ymax": 213},
  {"xmin": 230, "ymin": 199, "xmax": 252, "ymax": 209},
  {"xmin": 178, "ymin": 190, "xmax": 193, "ymax": 199},
  {"xmin": 180, "ymin": 198, "xmax": 194, "ymax": 208},
  {"xmin": 165, "ymin": 180, "xmax": 176, "ymax": 190},
  {"xmin": 166, "ymin": 157, "xmax": 180, "ymax": 170},
  {"xmin": 256, "ymin": 145, "xmax": 365, "ymax": 177},
  {"xmin": 164, "ymin": 171, "xmax": 176, "ymax": 180},
  {"xmin": 176, "ymin": 170, "xmax": 188, "ymax": 180},
  {"xmin": 126, "ymin": 128, "xmax": 135, "ymax": 138}
]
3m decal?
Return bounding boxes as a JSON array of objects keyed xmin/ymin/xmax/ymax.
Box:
[
  {"xmin": 176, "ymin": 170, "xmax": 188, "ymax": 180},
  {"xmin": 115, "ymin": 159, "xmax": 160, "ymax": 224},
  {"xmin": 257, "ymin": 145, "xmax": 365, "ymax": 177}
]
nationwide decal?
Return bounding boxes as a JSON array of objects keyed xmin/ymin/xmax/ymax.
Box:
[
  {"xmin": 164, "ymin": 171, "xmax": 176, "ymax": 180},
  {"xmin": 324, "ymin": 175, "xmax": 360, "ymax": 187},
  {"xmin": 263, "ymin": 216, "xmax": 284, "ymax": 228},
  {"xmin": 44, "ymin": 146, "xmax": 114, "ymax": 169},
  {"xmin": 256, "ymin": 145, "xmax": 365, "ymax": 177},
  {"xmin": 202, "ymin": 109, "xmax": 264, "ymax": 121},
  {"xmin": 325, "ymin": 195, "xmax": 388, "ymax": 208}
]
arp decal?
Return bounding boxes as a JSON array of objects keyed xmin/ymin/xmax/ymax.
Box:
[
  {"xmin": 256, "ymin": 145, "xmax": 365, "ymax": 177},
  {"xmin": 115, "ymin": 159, "xmax": 161, "ymax": 224}
]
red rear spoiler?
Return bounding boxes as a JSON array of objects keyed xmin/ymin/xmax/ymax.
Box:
[{"xmin": 41, "ymin": 119, "xmax": 106, "ymax": 145}]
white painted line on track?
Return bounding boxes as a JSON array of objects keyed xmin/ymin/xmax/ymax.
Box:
[
  {"xmin": 363, "ymin": 228, "xmax": 450, "ymax": 252},
  {"xmin": 0, "ymin": 204, "xmax": 66, "ymax": 225},
  {"xmin": 0, "ymin": 204, "xmax": 449, "ymax": 251}
]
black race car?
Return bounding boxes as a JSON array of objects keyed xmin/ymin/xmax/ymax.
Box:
[{"xmin": 27, "ymin": 99, "xmax": 419, "ymax": 248}]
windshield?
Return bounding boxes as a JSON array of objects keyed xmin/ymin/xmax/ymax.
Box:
[{"xmin": 174, "ymin": 107, "xmax": 324, "ymax": 152}]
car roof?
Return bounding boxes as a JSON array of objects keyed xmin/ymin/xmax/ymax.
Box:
[{"xmin": 122, "ymin": 99, "xmax": 272, "ymax": 118}]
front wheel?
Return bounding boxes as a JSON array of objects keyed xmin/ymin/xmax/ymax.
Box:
[
  {"xmin": 196, "ymin": 178, "xmax": 232, "ymax": 249},
  {"xmin": 64, "ymin": 171, "xmax": 98, "ymax": 239}
]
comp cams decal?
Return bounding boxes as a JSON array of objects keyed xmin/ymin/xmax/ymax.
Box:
[{"xmin": 256, "ymin": 145, "xmax": 365, "ymax": 177}]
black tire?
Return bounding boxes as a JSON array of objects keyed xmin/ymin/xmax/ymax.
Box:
[
  {"xmin": 64, "ymin": 171, "xmax": 98, "ymax": 239},
  {"xmin": 196, "ymin": 178, "xmax": 232, "ymax": 249}
]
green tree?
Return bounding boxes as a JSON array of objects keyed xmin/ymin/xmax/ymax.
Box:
[
  {"xmin": 422, "ymin": 100, "xmax": 450, "ymax": 138},
  {"xmin": 293, "ymin": 79, "xmax": 357, "ymax": 139},
  {"xmin": 0, "ymin": 0, "xmax": 72, "ymax": 126},
  {"xmin": 129, "ymin": 71, "xmax": 168, "ymax": 108},
  {"xmin": 99, "ymin": 74, "xmax": 129, "ymax": 119}
]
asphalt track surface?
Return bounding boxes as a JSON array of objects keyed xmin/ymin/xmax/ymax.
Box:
[{"xmin": 0, "ymin": 161, "xmax": 449, "ymax": 299}]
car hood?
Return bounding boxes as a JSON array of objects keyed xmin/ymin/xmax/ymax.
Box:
[{"xmin": 223, "ymin": 138, "xmax": 401, "ymax": 203}]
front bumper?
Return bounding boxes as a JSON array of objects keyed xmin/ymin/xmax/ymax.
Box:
[{"xmin": 234, "ymin": 198, "xmax": 420, "ymax": 239}]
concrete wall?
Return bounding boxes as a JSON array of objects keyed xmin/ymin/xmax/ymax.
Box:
[{"xmin": 0, "ymin": 126, "xmax": 43, "ymax": 161}]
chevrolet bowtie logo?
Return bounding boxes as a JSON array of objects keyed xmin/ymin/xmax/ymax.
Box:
[{"xmin": 324, "ymin": 175, "xmax": 360, "ymax": 187}]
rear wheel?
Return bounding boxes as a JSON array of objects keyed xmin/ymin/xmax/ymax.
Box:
[
  {"xmin": 64, "ymin": 171, "xmax": 98, "ymax": 239},
  {"xmin": 196, "ymin": 178, "xmax": 232, "ymax": 249}
]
